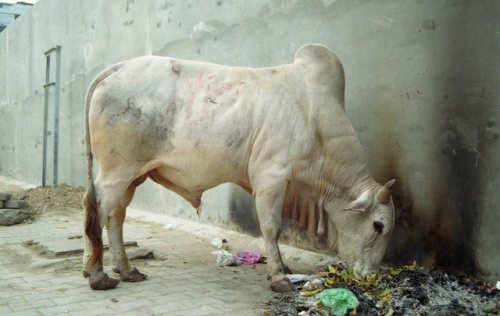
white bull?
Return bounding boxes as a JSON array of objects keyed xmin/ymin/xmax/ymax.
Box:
[{"xmin": 83, "ymin": 44, "xmax": 396, "ymax": 292}]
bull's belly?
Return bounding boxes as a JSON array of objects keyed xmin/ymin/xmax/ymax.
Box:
[{"xmin": 153, "ymin": 148, "xmax": 248, "ymax": 194}]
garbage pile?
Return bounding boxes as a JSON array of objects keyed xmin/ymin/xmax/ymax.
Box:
[{"xmin": 265, "ymin": 263, "xmax": 500, "ymax": 316}]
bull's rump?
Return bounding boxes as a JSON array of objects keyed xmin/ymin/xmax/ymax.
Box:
[{"xmin": 88, "ymin": 55, "xmax": 311, "ymax": 191}]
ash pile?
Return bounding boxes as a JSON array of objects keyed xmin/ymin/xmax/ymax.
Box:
[{"xmin": 265, "ymin": 263, "xmax": 499, "ymax": 316}]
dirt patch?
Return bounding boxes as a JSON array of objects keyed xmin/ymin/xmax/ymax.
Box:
[{"xmin": 15, "ymin": 184, "xmax": 85, "ymax": 216}]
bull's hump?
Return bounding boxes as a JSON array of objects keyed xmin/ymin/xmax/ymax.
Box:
[{"xmin": 294, "ymin": 44, "xmax": 336, "ymax": 63}]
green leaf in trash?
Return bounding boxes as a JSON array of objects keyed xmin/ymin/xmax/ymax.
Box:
[
  {"xmin": 388, "ymin": 267, "xmax": 402, "ymax": 276},
  {"xmin": 328, "ymin": 265, "xmax": 339, "ymax": 274},
  {"xmin": 317, "ymin": 288, "xmax": 359, "ymax": 316},
  {"xmin": 364, "ymin": 288, "xmax": 391, "ymax": 298},
  {"xmin": 386, "ymin": 305, "xmax": 394, "ymax": 316},
  {"xmin": 403, "ymin": 261, "xmax": 418, "ymax": 271},
  {"xmin": 376, "ymin": 292, "xmax": 392, "ymax": 307},
  {"xmin": 388, "ymin": 261, "xmax": 418, "ymax": 276},
  {"xmin": 301, "ymin": 288, "xmax": 324, "ymax": 297}
]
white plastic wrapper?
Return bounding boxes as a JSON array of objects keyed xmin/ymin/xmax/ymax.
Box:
[
  {"xmin": 211, "ymin": 237, "xmax": 223, "ymax": 249},
  {"xmin": 216, "ymin": 250, "xmax": 241, "ymax": 267},
  {"xmin": 287, "ymin": 274, "xmax": 307, "ymax": 283}
]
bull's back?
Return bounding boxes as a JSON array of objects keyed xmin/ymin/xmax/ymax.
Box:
[{"xmin": 89, "ymin": 56, "xmax": 295, "ymax": 189}]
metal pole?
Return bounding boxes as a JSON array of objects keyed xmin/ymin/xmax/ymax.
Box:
[
  {"xmin": 42, "ymin": 53, "xmax": 51, "ymax": 187},
  {"xmin": 53, "ymin": 45, "xmax": 61, "ymax": 187}
]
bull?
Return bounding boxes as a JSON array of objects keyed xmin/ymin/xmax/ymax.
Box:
[{"xmin": 83, "ymin": 44, "xmax": 395, "ymax": 292}]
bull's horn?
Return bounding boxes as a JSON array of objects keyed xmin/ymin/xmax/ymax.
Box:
[{"xmin": 376, "ymin": 179, "xmax": 396, "ymax": 204}]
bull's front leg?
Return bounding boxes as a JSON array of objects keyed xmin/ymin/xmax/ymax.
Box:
[{"xmin": 254, "ymin": 179, "xmax": 294, "ymax": 292}]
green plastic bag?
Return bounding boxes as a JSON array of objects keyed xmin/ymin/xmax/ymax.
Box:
[{"xmin": 316, "ymin": 288, "xmax": 359, "ymax": 316}]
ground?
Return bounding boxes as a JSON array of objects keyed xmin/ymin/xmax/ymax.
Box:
[
  {"xmin": 1, "ymin": 177, "xmax": 498, "ymax": 316},
  {"xmin": 0, "ymin": 177, "xmax": 333, "ymax": 316}
]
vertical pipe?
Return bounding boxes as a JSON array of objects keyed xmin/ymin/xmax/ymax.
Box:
[
  {"xmin": 42, "ymin": 54, "xmax": 51, "ymax": 187},
  {"xmin": 53, "ymin": 45, "xmax": 62, "ymax": 187}
]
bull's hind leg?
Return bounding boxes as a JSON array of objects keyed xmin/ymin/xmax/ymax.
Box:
[
  {"xmin": 83, "ymin": 173, "xmax": 135, "ymax": 290},
  {"xmin": 108, "ymin": 175, "xmax": 148, "ymax": 282},
  {"xmin": 254, "ymin": 176, "xmax": 294, "ymax": 293}
]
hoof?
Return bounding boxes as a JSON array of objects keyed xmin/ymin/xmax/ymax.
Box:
[
  {"xmin": 270, "ymin": 278, "xmax": 294, "ymax": 293},
  {"xmin": 89, "ymin": 272, "xmax": 120, "ymax": 290},
  {"xmin": 121, "ymin": 267, "xmax": 148, "ymax": 282}
]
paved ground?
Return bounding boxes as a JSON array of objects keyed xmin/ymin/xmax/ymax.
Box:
[{"xmin": 0, "ymin": 177, "xmax": 333, "ymax": 315}]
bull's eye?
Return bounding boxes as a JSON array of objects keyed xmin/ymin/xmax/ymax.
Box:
[{"xmin": 373, "ymin": 221, "xmax": 384, "ymax": 234}]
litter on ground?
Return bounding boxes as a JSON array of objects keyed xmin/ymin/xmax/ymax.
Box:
[{"xmin": 265, "ymin": 263, "xmax": 500, "ymax": 316}]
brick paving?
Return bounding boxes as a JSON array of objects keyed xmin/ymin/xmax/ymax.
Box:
[
  {"xmin": 0, "ymin": 178, "xmax": 333, "ymax": 315},
  {"xmin": 1, "ymin": 213, "xmax": 273, "ymax": 315}
]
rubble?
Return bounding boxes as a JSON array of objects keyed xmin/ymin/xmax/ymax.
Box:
[{"xmin": 0, "ymin": 191, "xmax": 31, "ymax": 225}]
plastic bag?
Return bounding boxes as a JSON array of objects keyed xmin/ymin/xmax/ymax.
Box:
[
  {"xmin": 287, "ymin": 274, "xmax": 307, "ymax": 283},
  {"xmin": 316, "ymin": 288, "xmax": 359, "ymax": 316},
  {"xmin": 216, "ymin": 250, "xmax": 241, "ymax": 267},
  {"xmin": 235, "ymin": 251, "xmax": 263, "ymax": 265}
]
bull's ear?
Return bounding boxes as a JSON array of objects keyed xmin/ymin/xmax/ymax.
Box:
[
  {"xmin": 344, "ymin": 190, "xmax": 370, "ymax": 212},
  {"xmin": 376, "ymin": 179, "xmax": 396, "ymax": 204}
]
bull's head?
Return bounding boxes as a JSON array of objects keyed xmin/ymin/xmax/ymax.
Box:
[{"xmin": 328, "ymin": 179, "xmax": 396, "ymax": 276}]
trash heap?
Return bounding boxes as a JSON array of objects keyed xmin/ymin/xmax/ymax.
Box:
[{"xmin": 266, "ymin": 263, "xmax": 500, "ymax": 316}]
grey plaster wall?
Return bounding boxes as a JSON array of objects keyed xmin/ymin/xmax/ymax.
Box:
[{"xmin": 0, "ymin": 0, "xmax": 499, "ymax": 281}]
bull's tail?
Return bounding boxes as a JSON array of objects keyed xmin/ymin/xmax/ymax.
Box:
[{"xmin": 83, "ymin": 62, "xmax": 124, "ymax": 271}]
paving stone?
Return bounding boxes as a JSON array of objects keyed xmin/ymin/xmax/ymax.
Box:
[
  {"xmin": 0, "ymin": 192, "xmax": 11, "ymax": 201},
  {"xmin": 128, "ymin": 247, "xmax": 155, "ymax": 260},
  {"xmin": 0, "ymin": 305, "xmax": 12, "ymax": 314},
  {"xmin": 4, "ymin": 199, "xmax": 28, "ymax": 209},
  {"xmin": 0, "ymin": 208, "xmax": 30, "ymax": 226},
  {"xmin": 37, "ymin": 302, "xmax": 86, "ymax": 314},
  {"xmin": 29, "ymin": 238, "xmax": 138, "ymax": 258},
  {"xmin": 8, "ymin": 298, "xmax": 55, "ymax": 311}
]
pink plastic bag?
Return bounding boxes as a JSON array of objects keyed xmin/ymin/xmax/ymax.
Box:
[{"xmin": 235, "ymin": 251, "xmax": 264, "ymax": 265}]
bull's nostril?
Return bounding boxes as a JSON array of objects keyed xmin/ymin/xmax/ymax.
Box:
[{"xmin": 373, "ymin": 221, "xmax": 384, "ymax": 234}]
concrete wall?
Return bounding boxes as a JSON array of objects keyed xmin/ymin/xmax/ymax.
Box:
[{"xmin": 0, "ymin": 0, "xmax": 499, "ymax": 281}]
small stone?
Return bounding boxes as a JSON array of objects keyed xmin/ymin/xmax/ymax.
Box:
[
  {"xmin": 110, "ymin": 298, "xmax": 119, "ymax": 303},
  {"xmin": 127, "ymin": 247, "xmax": 155, "ymax": 260},
  {"xmin": 0, "ymin": 209, "xmax": 30, "ymax": 226},
  {"xmin": 4, "ymin": 200, "xmax": 28, "ymax": 209},
  {"xmin": 0, "ymin": 193, "xmax": 11, "ymax": 201}
]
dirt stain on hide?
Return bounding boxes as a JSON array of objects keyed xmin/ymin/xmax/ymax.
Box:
[
  {"xmin": 144, "ymin": 102, "xmax": 176, "ymax": 141},
  {"xmin": 224, "ymin": 131, "xmax": 243, "ymax": 149},
  {"xmin": 121, "ymin": 97, "xmax": 142, "ymax": 119},
  {"xmin": 111, "ymin": 99, "xmax": 178, "ymax": 163}
]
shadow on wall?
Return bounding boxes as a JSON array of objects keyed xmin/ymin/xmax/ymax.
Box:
[{"xmin": 384, "ymin": 2, "xmax": 498, "ymax": 277}]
